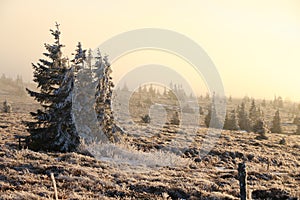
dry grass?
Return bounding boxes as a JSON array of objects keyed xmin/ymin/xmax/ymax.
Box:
[
  {"xmin": 0, "ymin": 112, "xmax": 299, "ymax": 199},
  {"xmin": 0, "ymin": 93, "xmax": 299, "ymax": 199}
]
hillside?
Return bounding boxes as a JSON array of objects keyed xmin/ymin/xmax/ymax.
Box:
[{"xmin": 0, "ymin": 111, "xmax": 299, "ymax": 199}]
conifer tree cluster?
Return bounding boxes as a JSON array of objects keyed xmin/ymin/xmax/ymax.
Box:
[
  {"xmin": 26, "ymin": 23, "xmax": 119, "ymax": 152},
  {"xmin": 273, "ymin": 96, "xmax": 284, "ymax": 108},
  {"xmin": 236, "ymin": 100, "xmax": 265, "ymax": 133},
  {"xmin": 204, "ymin": 98, "xmax": 274, "ymax": 134}
]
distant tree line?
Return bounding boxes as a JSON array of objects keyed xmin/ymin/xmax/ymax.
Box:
[
  {"xmin": 204, "ymin": 97, "xmax": 291, "ymax": 135},
  {"xmin": 0, "ymin": 74, "xmax": 26, "ymax": 96}
]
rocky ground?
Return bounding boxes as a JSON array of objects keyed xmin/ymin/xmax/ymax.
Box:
[{"xmin": 0, "ymin": 111, "xmax": 299, "ymax": 199}]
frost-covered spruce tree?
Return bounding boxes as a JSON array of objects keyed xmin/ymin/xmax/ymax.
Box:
[
  {"xmin": 71, "ymin": 42, "xmax": 86, "ymax": 69},
  {"xmin": 26, "ymin": 23, "xmax": 80, "ymax": 152},
  {"xmin": 224, "ymin": 109, "xmax": 239, "ymax": 130},
  {"xmin": 237, "ymin": 103, "xmax": 250, "ymax": 132},
  {"xmin": 223, "ymin": 112, "xmax": 230, "ymax": 130},
  {"xmin": 71, "ymin": 44, "xmax": 102, "ymax": 142},
  {"xmin": 249, "ymin": 99, "xmax": 262, "ymax": 130},
  {"xmin": 94, "ymin": 49, "xmax": 119, "ymax": 142},
  {"xmin": 204, "ymin": 94, "xmax": 221, "ymax": 129},
  {"xmin": 270, "ymin": 110, "xmax": 282, "ymax": 133}
]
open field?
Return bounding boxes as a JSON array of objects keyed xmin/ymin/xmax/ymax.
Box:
[{"xmin": 0, "ymin": 95, "xmax": 299, "ymax": 199}]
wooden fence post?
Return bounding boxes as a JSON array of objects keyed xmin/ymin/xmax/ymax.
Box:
[{"xmin": 238, "ymin": 162, "xmax": 247, "ymax": 200}]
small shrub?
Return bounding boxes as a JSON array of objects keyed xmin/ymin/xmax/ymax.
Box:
[
  {"xmin": 3, "ymin": 100, "xmax": 12, "ymax": 113},
  {"xmin": 254, "ymin": 119, "xmax": 269, "ymax": 140},
  {"xmin": 279, "ymin": 138, "xmax": 286, "ymax": 145},
  {"xmin": 141, "ymin": 114, "xmax": 151, "ymax": 123},
  {"xmin": 170, "ymin": 111, "xmax": 180, "ymax": 125}
]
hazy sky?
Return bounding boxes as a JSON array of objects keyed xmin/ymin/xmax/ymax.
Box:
[{"xmin": 1, "ymin": 0, "xmax": 300, "ymax": 101}]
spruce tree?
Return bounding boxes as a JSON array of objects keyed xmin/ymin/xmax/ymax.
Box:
[
  {"xmin": 71, "ymin": 43, "xmax": 100, "ymax": 143},
  {"xmin": 270, "ymin": 110, "xmax": 282, "ymax": 133},
  {"xmin": 204, "ymin": 95, "xmax": 221, "ymax": 128},
  {"xmin": 223, "ymin": 112, "xmax": 230, "ymax": 130},
  {"xmin": 71, "ymin": 42, "xmax": 86, "ymax": 67},
  {"xmin": 249, "ymin": 99, "xmax": 257, "ymax": 123},
  {"xmin": 26, "ymin": 23, "xmax": 80, "ymax": 152},
  {"xmin": 86, "ymin": 48, "xmax": 93, "ymax": 69},
  {"xmin": 204, "ymin": 107, "xmax": 212, "ymax": 128},
  {"xmin": 237, "ymin": 103, "xmax": 250, "ymax": 132},
  {"xmin": 94, "ymin": 50, "xmax": 119, "ymax": 142},
  {"xmin": 224, "ymin": 109, "xmax": 239, "ymax": 130},
  {"xmin": 249, "ymin": 99, "xmax": 263, "ymax": 131}
]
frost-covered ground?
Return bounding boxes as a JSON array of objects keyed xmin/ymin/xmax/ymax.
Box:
[{"xmin": 0, "ymin": 110, "xmax": 299, "ymax": 199}]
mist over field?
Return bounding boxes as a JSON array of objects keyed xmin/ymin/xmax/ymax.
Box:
[
  {"xmin": 1, "ymin": 0, "xmax": 300, "ymax": 101},
  {"xmin": 0, "ymin": 1, "xmax": 300, "ymax": 199}
]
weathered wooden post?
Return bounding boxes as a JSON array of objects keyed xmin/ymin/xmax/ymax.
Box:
[{"xmin": 238, "ymin": 162, "xmax": 247, "ymax": 200}]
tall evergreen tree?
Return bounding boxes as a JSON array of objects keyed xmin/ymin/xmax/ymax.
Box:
[
  {"xmin": 270, "ymin": 110, "xmax": 282, "ymax": 133},
  {"xmin": 71, "ymin": 42, "xmax": 86, "ymax": 66},
  {"xmin": 224, "ymin": 109, "xmax": 239, "ymax": 130},
  {"xmin": 26, "ymin": 23, "xmax": 80, "ymax": 152},
  {"xmin": 86, "ymin": 48, "xmax": 93, "ymax": 69},
  {"xmin": 249, "ymin": 99, "xmax": 257, "ymax": 122},
  {"xmin": 249, "ymin": 99, "xmax": 262, "ymax": 131},
  {"xmin": 94, "ymin": 50, "xmax": 119, "ymax": 142},
  {"xmin": 223, "ymin": 112, "xmax": 230, "ymax": 130},
  {"xmin": 204, "ymin": 95, "xmax": 221, "ymax": 128},
  {"xmin": 71, "ymin": 43, "xmax": 100, "ymax": 143},
  {"xmin": 237, "ymin": 103, "xmax": 250, "ymax": 132}
]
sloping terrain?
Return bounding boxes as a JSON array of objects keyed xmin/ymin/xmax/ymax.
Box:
[{"xmin": 0, "ymin": 112, "xmax": 299, "ymax": 199}]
